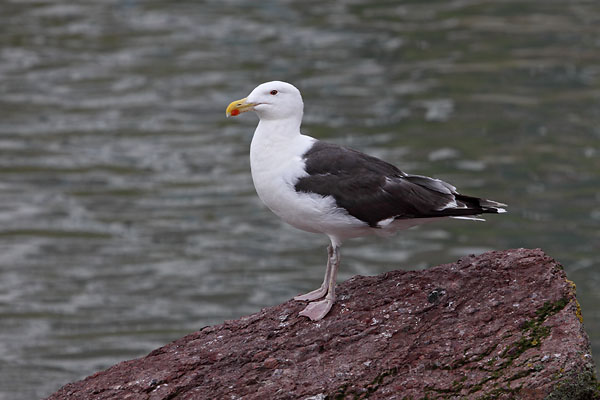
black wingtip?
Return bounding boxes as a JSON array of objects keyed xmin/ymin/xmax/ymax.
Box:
[{"xmin": 480, "ymin": 199, "xmax": 507, "ymax": 214}]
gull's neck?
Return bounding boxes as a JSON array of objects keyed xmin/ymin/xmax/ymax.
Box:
[
  {"xmin": 257, "ymin": 116, "xmax": 301, "ymax": 137},
  {"xmin": 252, "ymin": 116, "xmax": 303, "ymax": 150},
  {"xmin": 250, "ymin": 115, "xmax": 313, "ymax": 172}
]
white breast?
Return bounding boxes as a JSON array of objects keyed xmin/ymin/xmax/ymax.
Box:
[{"xmin": 249, "ymin": 123, "xmax": 366, "ymax": 237}]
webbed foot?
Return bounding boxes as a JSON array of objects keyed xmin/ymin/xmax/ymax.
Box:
[
  {"xmin": 294, "ymin": 285, "xmax": 328, "ymax": 301},
  {"xmin": 298, "ymin": 297, "xmax": 334, "ymax": 321}
]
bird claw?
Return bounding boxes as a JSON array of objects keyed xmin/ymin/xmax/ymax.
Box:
[{"xmin": 298, "ymin": 298, "xmax": 334, "ymax": 321}]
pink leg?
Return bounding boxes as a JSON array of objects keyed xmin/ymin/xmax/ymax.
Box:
[
  {"xmin": 299, "ymin": 244, "xmax": 340, "ymax": 321},
  {"xmin": 294, "ymin": 245, "xmax": 333, "ymax": 301}
]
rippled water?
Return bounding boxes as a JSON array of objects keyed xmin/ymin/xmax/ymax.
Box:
[{"xmin": 1, "ymin": 1, "xmax": 599, "ymax": 398}]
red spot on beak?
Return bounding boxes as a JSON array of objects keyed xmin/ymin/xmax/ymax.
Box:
[{"xmin": 230, "ymin": 109, "xmax": 240, "ymax": 116}]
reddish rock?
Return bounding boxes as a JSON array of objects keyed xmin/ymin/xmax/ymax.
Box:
[{"xmin": 47, "ymin": 249, "xmax": 598, "ymax": 399}]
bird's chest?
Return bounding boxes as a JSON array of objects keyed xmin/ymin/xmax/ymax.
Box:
[
  {"xmin": 249, "ymin": 135, "xmax": 327, "ymax": 232},
  {"xmin": 250, "ymin": 138, "xmax": 307, "ymax": 210}
]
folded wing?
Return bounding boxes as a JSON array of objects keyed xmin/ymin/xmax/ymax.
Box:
[{"xmin": 294, "ymin": 141, "xmax": 505, "ymax": 228}]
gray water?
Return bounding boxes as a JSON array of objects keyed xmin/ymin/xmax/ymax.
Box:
[{"xmin": 1, "ymin": 1, "xmax": 599, "ymax": 398}]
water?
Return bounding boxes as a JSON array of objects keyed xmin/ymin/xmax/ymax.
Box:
[{"xmin": 0, "ymin": 1, "xmax": 598, "ymax": 398}]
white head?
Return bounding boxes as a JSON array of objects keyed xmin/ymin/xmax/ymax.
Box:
[{"xmin": 226, "ymin": 81, "xmax": 304, "ymax": 121}]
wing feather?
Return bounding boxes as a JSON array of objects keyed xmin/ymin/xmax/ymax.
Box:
[{"xmin": 294, "ymin": 141, "xmax": 505, "ymax": 227}]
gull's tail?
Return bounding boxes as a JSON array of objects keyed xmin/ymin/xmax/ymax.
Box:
[{"xmin": 448, "ymin": 197, "xmax": 507, "ymax": 221}]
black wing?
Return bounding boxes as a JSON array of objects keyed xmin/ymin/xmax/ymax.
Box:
[{"xmin": 294, "ymin": 141, "xmax": 504, "ymax": 227}]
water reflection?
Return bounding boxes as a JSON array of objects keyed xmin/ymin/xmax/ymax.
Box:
[{"xmin": 0, "ymin": 1, "xmax": 599, "ymax": 398}]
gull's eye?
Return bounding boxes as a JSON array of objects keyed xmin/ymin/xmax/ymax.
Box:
[{"xmin": 270, "ymin": 90, "xmax": 278, "ymax": 95}]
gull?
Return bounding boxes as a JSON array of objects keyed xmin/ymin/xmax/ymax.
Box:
[{"xmin": 226, "ymin": 81, "xmax": 506, "ymax": 321}]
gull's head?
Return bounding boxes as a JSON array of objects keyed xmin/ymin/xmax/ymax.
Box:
[{"xmin": 226, "ymin": 81, "xmax": 304, "ymax": 121}]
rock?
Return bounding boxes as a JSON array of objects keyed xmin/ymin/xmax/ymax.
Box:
[{"xmin": 46, "ymin": 249, "xmax": 598, "ymax": 400}]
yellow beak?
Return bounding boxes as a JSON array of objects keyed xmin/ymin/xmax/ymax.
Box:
[{"xmin": 226, "ymin": 97, "xmax": 257, "ymax": 117}]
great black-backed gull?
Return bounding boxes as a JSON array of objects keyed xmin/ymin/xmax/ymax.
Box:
[{"xmin": 226, "ymin": 81, "xmax": 506, "ymax": 321}]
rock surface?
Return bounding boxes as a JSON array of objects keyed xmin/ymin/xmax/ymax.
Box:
[{"xmin": 47, "ymin": 248, "xmax": 598, "ymax": 400}]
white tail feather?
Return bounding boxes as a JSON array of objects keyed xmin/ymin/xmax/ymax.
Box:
[{"xmin": 450, "ymin": 216, "xmax": 486, "ymax": 222}]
